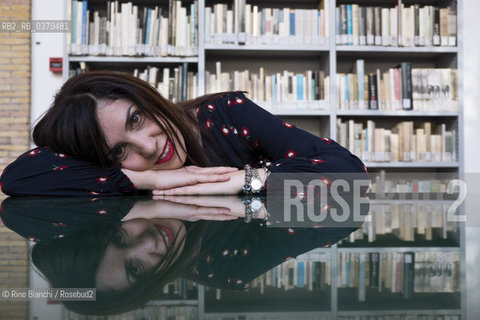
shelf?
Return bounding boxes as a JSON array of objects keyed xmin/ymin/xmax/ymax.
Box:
[
  {"xmin": 272, "ymin": 110, "xmax": 331, "ymax": 116},
  {"xmin": 205, "ymin": 44, "xmax": 329, "ymax": 52},
  {"xmin": 68, "ymin": 56, "xmax": 199, "ymax": 63},
  {"xmin": 338, "ymin": 309, "xmax": 461, "ymax": 316},
  {"xmin": 336, "ymin": 110, "xmax": 459, "ymax": 117},
  {"xmin": 145, "ymin": 300, "xmax": 198, "ymax": 306},
  {"xmin": 203, "ymin": 311, "xmax": 331, "ymax": 317},
  {"xmin": 337, "ymin": 247, "xmax": 460, "ymax": 253},
  {"xmin": 204, "ymin": 44, "xmax": 328, "ymax": 58},
  {"xmin": 336, "ymin": 46, "xmax": 457, "ymax": 54},
  {"xmin": 364, "ymin": 162, "xmax": 459, "ymax": 168}
]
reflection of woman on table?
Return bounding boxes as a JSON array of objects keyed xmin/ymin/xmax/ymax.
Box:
[
  {"xmin": 0, "ymin": 71, "xmax": 367, "ymax": 196},
  {"xmin": 1, "ymin": 196, "xmax": 362, "ymax": 315}
]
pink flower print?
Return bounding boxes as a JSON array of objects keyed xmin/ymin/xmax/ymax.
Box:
[
  {"xmin": 97, "ymin": 209, "xmax": 108, "ymax": 215},
  {"xmin": 320, "ymin": 177, "xmax": 331, "ymax": 187},
  {"xmin": 241, "ymin": 127, "xmax": 250, "ymax": 138},
  {"xmin": 52, "ymin": 165, "xmax": 68, "ymax": 171},
  {"xmin": 241, "ymin": 247, "xmax": 250, "ymax": 257},
  {"xmin": 222, "ymin": 249, "xmax": 230, "ymax": 257},
  {"xmin": 287, "ymin": 228, "xmax": 297, "ymax": 235},
  {"xmin": 205, "ymin": 118, "xmax": 213, "ymax": 130},
  {"xmin": 55, "ymin": 153, "xmax": 67, "ymax": 158},
  {"xmin": 234, "ymin": 98, "xmax": 244, "ymax": 104},
  {"xmin": 207, "ymin": 272, "xmax": 215, "ymax": 278},
  {"xmin": 27, "ymin": 237, "xmax": 38, "ymax": 243},
  {"xmin": 295, "ymin": 191, "xmax": 306, "ymax": 199},
  {"xmin": 322, "ymin": 241, "xmax": 332, "ymax": 248},
  {"xmin": 52, "ymin": 222, "xmax": 67, "ymax": 227},
  {"xmin": 311, "ymin": 158, "xmax": 325, "ymax": 164},
  {"xmin": 232, "ymin": 127, "xmax": 239, "ymax": 135},
  {"xmin": 195, "ymin": 106, "xmax": 200, "ymax": 115},
  {"xmin": 96, "ymin": 177, "xmax": 108, "ymax": 183},
  {"xmin": 283, "ymin": 122, "xmax": 293, "ymax": 128},
  {"xmin": 285, "ymin": 150, "xmax": 296, "ymax": 158},
  {"xmin": 207, "ymin": 104, "xmax": 216, "ymax": 111},
  {"xmin": 28, "ymin": 149, "xmax": 40, "ymax": 156},
  {"xmin": 89, "ymin": 191, "xmax": 100, "ymax": 195},
  {"xmin": 321, "ymin": 137, "xmax": 332, "ymax": 144},
  {"xmin": 235, "ymin": 279, "xmax": 243, "ymax": 285},
  {"xmin": 55, "ymin": 234, "xmax": 65, "ymax": 239},
  {"xmin": 321, "ymin": 202, "xmax": 332, "ymax": 212},
  {"xmin": 227, "ymin": 99, "xmax": 232, "ymax": 106},
  {"xmin": 310, "ymin": 224, "xmax": 324, "ymax": 229},
  {"xmin": 221, "ymin": 126, "xmax": 230, "ymax": 135}
]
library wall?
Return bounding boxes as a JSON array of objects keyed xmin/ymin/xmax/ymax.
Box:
[
  {"xmin": 0, "ymin": 1, "xmax": 31, "ymax": 320},
  {"xmin": 0, "ymin": 0, "xmax": 31, "ymax": 175}
]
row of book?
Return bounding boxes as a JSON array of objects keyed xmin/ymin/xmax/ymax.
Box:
[
  {"xmin": 132, "ymin": 66, "xmax": 198, "ymax": 103},
  {"xmin": 336, "ymin": 4, "xmax": 457, "ymax": 47},
  {"xmin": 66, "ymin": 305, "xmax": 198, "ymax": 320},
  {"xmin": 337, "ymin": 251, "xmax": 461, "ymax": 300},
  {"xmin": 339, "ymin": 315, "xmax": 460, "ymax": 320},
  {"xmin": 237, "ymin": 252, "xmax": 332, "ymax": 293},
  {"xmin": 206, "ymin": 62, "xmax": 330, "ymax": 111},
  {"xmin": 68, "ymin": 0, "xmax": 199, "ymax": 56},
  {"xmin": 205, "ymin": 0, "xmax": 329, "ymax": 45},
  {"xmin": 346, "ymin": 203, "xmax": 458, "ymax": 243},
  {"xmin": 370, "ymin": 170, "xmax": 454, "ymax": 194},
  {"xmin": 338, "ymin": 60, "xmax": 458, "ymax": 111},
  {"xmin": 336, "ymin": 120, "xmax": 457, "ymax": 163}
]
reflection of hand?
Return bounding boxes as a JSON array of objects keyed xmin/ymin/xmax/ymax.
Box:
[
  {"xmin": 155, "ymin": 195, "xmax": 246, "ymax": 217},
  {"xmin": 121, "ymin": 197, "xmax": 239, "ymax": 222},
  {"xmin": 153, "ymin": 169, "xmax": 259, "ymax": 195},
  {"xmin": 122, "ymin": 166, "xmax": 238, "ymax": 191}
]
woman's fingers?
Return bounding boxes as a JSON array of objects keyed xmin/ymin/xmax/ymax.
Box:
[{"xmin": 184, "ymin": 166, "xmax": 238, "ymax": 174}]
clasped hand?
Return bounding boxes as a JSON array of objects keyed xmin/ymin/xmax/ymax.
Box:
[{"xmin": 122, "ymin": 166, "xmax": 245, "ymax": 195}]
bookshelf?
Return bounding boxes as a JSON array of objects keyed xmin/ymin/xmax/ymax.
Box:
[{"xmin": 61, "ymin": 0, "xmax": 464, "ymax": 319}]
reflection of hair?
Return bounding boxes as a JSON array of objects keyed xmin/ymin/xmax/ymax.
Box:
[
  {"xmin": 32, "ymin": 71, "xmax": 226, "ymax": 167},
  {"xmin": 31, "ymin": 220, "xmax": 206, "ymax": 315}
]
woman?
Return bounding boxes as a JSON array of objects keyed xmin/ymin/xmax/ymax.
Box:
[{"xmin": 0, "ymin": 70, "xmax": 367, "ymax": 196}]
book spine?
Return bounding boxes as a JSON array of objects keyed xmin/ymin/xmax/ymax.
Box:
[
  {"xmin": 400, "ymin": 62, "xmax": 413, "ymax": 110},
  {"xmin": 368, "ymin": 73, "xmax": 378, "ymax": 110}
]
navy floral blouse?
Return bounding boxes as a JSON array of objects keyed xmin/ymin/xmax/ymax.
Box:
[{"xmin": 0, "ymin": 92, "xmax": 367, "ymax": 196}]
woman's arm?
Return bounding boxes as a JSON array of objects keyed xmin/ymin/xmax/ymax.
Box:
[
  {"xmin": 0, "ymin": 147, "xmax": 237, "ymax": 196},
  {"xmin": 151, "ymin": 92, "xmax": 368, "ymax": 195}
]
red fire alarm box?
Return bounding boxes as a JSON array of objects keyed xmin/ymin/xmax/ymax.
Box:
[{"xmin": 49, "ymin": 57, "xmax": 62, "ymax": 73}]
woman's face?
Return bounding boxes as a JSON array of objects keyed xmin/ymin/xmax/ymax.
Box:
[
  {"xmin": 96, "ymin": 218, "xmax": 186, "ymax": 291},
  {"xmin": 96, "ymin": 98, "xmax": 187, "ymax": 171}
]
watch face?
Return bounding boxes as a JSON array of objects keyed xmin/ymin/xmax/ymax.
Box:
[
  {"xmin": 250, "ymin": 199, "xmax": 262, "ymax": 212},
  {"xmin": 251, "ymin": 178, "xmax": 263, "ymax": 191}
]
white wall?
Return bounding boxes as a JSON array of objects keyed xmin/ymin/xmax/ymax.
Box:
[{"xmin": 30, "ymin": 3, "xmax": 65, "ymax": 320}]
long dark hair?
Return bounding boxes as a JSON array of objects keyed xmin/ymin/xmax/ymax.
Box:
[
  {"xmin": 33, "ymin": 71, "xmax": 226, "ymax": 167},
  {"xmin": 31, "ymin": 220, "xmax": 208, "ymax": 315}
]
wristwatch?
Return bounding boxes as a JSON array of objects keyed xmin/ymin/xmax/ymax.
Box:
[
  {"xmin": 243, "ymin": 196, "xmax": 264, "ymax": 223},
  {"xmin": 243, "ymin": 164, "xmax": 264, "ymax": 194}
]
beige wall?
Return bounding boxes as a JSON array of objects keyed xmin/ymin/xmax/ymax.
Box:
[{"xmin": 0, "ymin": 1, "xmax": 31, "ymax": 319}]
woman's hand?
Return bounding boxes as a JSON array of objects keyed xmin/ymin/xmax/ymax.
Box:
[
  {"xmin": 121, "ymin": 197, "xmax": 239, "ymax": 222},
  {"xmin": 152, "ymin": 169, "xmax": 246, "ymax": 195},
  {"xmin": 154, "ymin": 195, "xmax": 246, "ymax": 217},
  {"xmin": 122, "ymin": 166, "xmax": 238, "ymax": 191}
]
